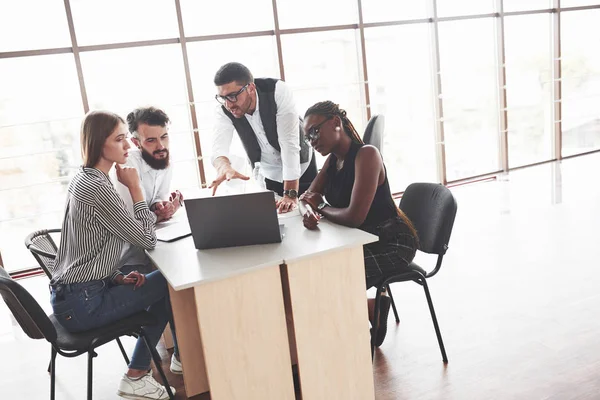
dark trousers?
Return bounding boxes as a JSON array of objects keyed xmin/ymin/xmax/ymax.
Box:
[{"xmin": 265, "ymin": 155, "xmax": 318, "ymax": 196}]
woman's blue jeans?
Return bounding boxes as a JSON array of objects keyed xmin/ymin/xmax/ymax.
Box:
[{"xmin": 50, "ymin": 267, "xmax": 178, "ymax": 371}]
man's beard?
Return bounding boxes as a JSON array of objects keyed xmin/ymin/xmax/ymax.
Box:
[
  {"xmin": 140, "ymin": 147, "xmax": 170, "ymax": 170},
  {"xmin": 230, "ymin": 94, "xmax": 253, "ymax": 118}
]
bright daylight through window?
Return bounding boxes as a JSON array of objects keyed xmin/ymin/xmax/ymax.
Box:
[{"xmin": 1, "ymin": 0, "xmax": 600, "ymax": 272}]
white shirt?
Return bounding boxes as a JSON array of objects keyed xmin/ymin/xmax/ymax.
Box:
[
  {"xmin": 109, "ymin": 148, "xmax": 173, "ymax": 266},
  {"xmin": 212, "ymin": 80, "xmax": 312, "ymax": 182},
  {"xmin": 110, "ymin": 148, "xmax": 173, "ymax": 214}
]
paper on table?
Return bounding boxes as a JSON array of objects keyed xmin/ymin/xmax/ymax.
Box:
[{"xmin": 155, "ymin": 207, "xmax": 188, "ymax": 229}]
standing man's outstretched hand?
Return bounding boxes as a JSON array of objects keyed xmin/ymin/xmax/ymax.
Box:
[{"xmin": 208, "ymin": 166, "xmax": 249, "ymax": 196}]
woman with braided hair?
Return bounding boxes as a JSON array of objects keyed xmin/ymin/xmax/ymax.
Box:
[{"xmin": 299, "ymin": 101, "xmax": 418, "ymax": 346}]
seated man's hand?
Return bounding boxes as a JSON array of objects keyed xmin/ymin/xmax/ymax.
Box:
[
  {"xmin": 276, "ymin": 195, "xmax": 297, "ymax": 214},
  {"xmin": 208, "ymin": 166, "xmax": 249, "ymax": 196},
  {"xmin": 169, "ymin": 190, "xmax": 184, "ymax": 213},
  {"xmin": 153, "ymin": 201, "xmax": 175, "ymax": 222}
]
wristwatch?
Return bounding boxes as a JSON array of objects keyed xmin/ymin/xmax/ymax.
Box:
[
  {"xmin": 318, "ymin": 202, "xmax": 328, "ymax": 211},
  {"xmin": 283, "ymin": 189, "xmax": 298, "ymax": 199}
]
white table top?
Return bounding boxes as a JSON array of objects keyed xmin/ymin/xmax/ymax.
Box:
[{"xmin": 146, "ymin": 213, "xmax": 377, "ymax": 291}]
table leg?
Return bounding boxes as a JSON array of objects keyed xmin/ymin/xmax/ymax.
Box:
[
  {"xmin": 168, "ymin": 286, "xmax": 210, "ymax": 396},
  {"xmin": 160, "ymin": 322, "xmax": 174, "ymax": 349},
  {"xmin": 283, "ymin": 245, "xmax": 375, "ymax": 399},
  {"xmin": 194, "ymin": 265, "xmax": 295, "ymax": 400}
]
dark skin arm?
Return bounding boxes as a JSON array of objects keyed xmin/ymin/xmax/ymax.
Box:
[
  {"xmin": 299, "ymin": 155, "xmax": 332, "ymax": 229},
  {"xmin": 300, "ymin": 145, "xmax": 385, "ymax": 229},
  {"xmin": 298, "ymin": 201, "xmax": 321, "ymax": 229}
]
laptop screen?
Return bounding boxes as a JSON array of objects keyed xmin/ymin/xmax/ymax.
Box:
[{"xmin": 184, "ymin": 191, "xmax": 282, "ymax": 250}]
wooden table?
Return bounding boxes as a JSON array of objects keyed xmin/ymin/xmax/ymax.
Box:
[{"xmin": 146, "ymin": 213, "xmax": 377, "ymax": 399}]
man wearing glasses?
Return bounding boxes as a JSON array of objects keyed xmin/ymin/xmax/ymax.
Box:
[{"xmin": 209, "ymin": 62, "xmax": 316, "ymax": 213}]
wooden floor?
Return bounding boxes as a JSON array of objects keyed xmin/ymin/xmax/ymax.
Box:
[{"xmin": 2, "ymin": 154, "xmax": 600, "ymax": 399}]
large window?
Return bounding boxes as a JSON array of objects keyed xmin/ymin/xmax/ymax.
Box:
[
  {"xmin": 0, "ymin": 0, "xmax": 71, "ymax": 52},
  {"xmin": 505, "ymin": 14, "xmax": 553, "ymax": 167},
  {"xmin": 364, "ymin": 25, "xmax": 437, "ymax": 192},
  {"xmin": 561, "ymin": 9, "xmax": 600, "ymax": 156},
  {"xmin": 2, "ymin": 1, "xmax": 600, "ymax": 272},
  {"xmin": 70, "ymin": 0, "xmax": 179, "ymax": 45},
  {"xmin": 503, "ymin": 0, "xmax": 550, "ymax": 11},
  {"xmin": 0, "ymin": 54, "xmax": 83, "ymax": 271},
  {"xmin": 282, "ymin": 30, "xmax": 364, "ymax": 120},
  {"xmin": 180, "ymin": 0, "xmax": 274, "ymax": 36},
  {"xmin": 362, "ymin": 0, "xmax": 429, "ymax": 22},
  {"xmin": 439, "ymin": 18, "xmax": 500, "ymax": 180},
  {"xmin": 282, "ymin": 29, "xmax": 366, "ymax": 167},
  {"xmin": 80, "ymin": 44, "xmax": 199, "ymax": 189},
  {"xmin": 277, "ymin": 0, "xmax": 358, "ymax": 29},
  {"xmin": 436, "ymin": 0, "xmax": 494, "ymax": 17},
  {"xmin": 562, "ymin": 0, "xmax": 600, "ymax": 5}
]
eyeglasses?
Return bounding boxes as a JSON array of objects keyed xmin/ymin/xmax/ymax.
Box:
[
  {"xmin": 215, "ymin": 84, "xmax": 249, "ymax": 105},
  {"xmin": 305, "ymin": 116, "xmax": 333, "ymax": 143}
]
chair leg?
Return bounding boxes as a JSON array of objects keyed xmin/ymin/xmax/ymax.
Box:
[
  {"xmin": 421, "ymin": 278, "xmax": 448, "ymax": 363},
  {"xmin": 50, "ymin": 347, "xmax": 57, "ymax": 400},
  {"xmin": 87, "ymin": 350, "xmax": 96, "ymax": 400},
  {"xmin": 386, "ymin": 284, "xmax": 400, "ymax": 323},
  {"xmin": 371, "ymin": 285, "xmax": 385, "ymax": 361},
  {"xmin": 116, "ymin": 338, "xmax": 130, "ymax": 365},
  {"xmin": 142, "ymin": 332, "xmax": 175, "ymax": 400}
]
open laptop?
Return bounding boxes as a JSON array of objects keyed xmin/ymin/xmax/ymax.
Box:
[{"xmin": 184, "ymin": 191, "xmax": 283, "ymax": 250}]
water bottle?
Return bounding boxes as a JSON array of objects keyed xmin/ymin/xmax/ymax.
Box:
[{"xmin": 253, "ymin": 162, "xmax": 266, "ymax": 190}]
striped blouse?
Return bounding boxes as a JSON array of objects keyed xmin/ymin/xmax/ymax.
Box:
[{"xmin": 51, "ymin": 167, "xmax": 157, "ymax": 284}]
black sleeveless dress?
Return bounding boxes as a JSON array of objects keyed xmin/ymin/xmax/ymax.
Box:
[{"xmin": 324, "ymin": 141, "xmax": 418, "ymax": 288}]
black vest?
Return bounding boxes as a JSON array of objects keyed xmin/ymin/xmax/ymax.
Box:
[{"xmin": 221, "ymin": 78, "xmax": 310, "ymax": 167}]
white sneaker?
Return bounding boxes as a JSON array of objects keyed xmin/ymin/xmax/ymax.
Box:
[
  {"xmin": 170, "ymin": 354, "xmax": 183, "ymax": 375},
  {"xmin": 117, "ymin": 371, "xmax": 175, "ymax": 399}
]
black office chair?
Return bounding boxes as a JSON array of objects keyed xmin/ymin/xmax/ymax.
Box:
[
  {"xmin": 0, "ymin": 267, "xmax": 175, "ymax": 400},
  {"xmin": 371, "ymin": 183, "xmax": 457, "ymax": 362},
  {"xmin": 25, "ymin": 229, "xmax": 130, "ymax": 370},
  {"xmin": 362, "ymin": 114, "xmax": 385, "ymax": 152},
  {"xmin": 25, "ymin": 229, "xmax": 61, "ymax": 279}
]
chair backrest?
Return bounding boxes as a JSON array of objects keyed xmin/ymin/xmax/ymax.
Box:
[
  {"xmin": 25, "ymin": 229, "xmax": 60, "ymax": 279},
  {"xmin": 0, "ymin": 267, "xmax": 57, "ymax": 343},
  {"xmin": 362, "ymin": 114, "xmax": 385, "ymax": 153},
  {"xmin": 400, "ymin": 183, "xmax": 457, "ymax": 256}
]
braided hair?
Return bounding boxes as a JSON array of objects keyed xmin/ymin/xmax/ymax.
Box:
[
  {"xmin": 304, "ymin": 101, "xmax": 363, "ymax": 145},
  {"xmin": 304, "ymin": 101, "xmax": 419, "ymax": 245}
]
